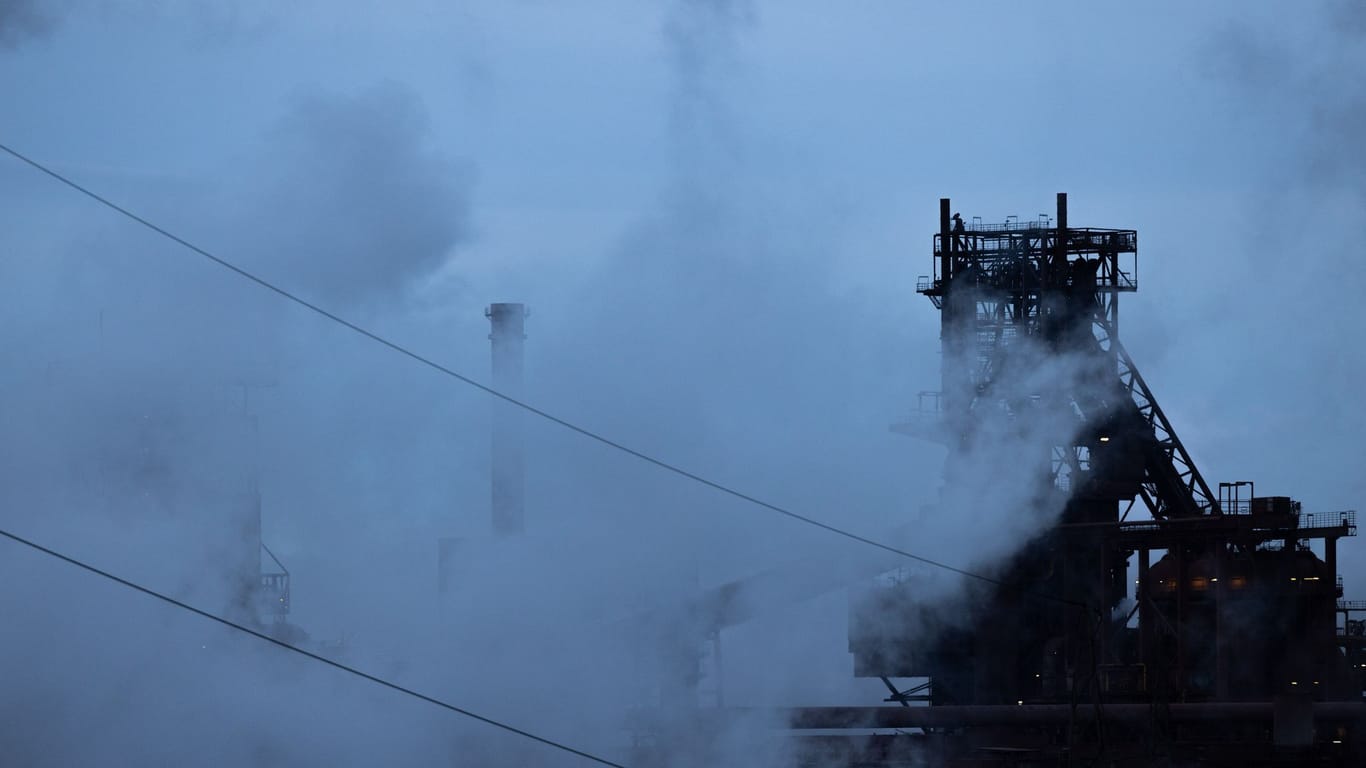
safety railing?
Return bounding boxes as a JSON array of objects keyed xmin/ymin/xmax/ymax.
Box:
[
  {"xmin": 958, "ymin": 218, "xmax": 1054, "ymax": 233},
  {"xmin": 1301, "ymin": 510, "xmax": 1356, "ymax": 533},
  {"xmin": 259, "ymin": 572, "xmax": 290, "ymax": 616}
]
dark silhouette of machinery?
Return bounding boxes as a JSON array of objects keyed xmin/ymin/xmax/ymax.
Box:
[{"xmin": 792, "ymin": 194, "xmax": 1366, "ymax": 766}]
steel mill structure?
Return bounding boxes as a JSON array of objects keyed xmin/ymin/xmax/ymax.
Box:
[{"xmin": 780, "ymin": 195, "xmax": 1365, "ymax": 767}]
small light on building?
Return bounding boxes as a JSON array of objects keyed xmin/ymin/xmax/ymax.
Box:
[
  {"xmin": 1334, "ymin": 739, "xmax": 1343, "ymax": 744},
  {"xmin": 1210, "ymin": 577, "xmax": 1219, "ymax": 583},
  {"xmin": 1099, "ymin": 436, "xmax": 1110, "ymax": 443},
  {"xmin": 1017, "ymin": 700, "xmax": 1023, "ymax": 705},
  {"xmin": 1291, "ymin": 681, "xmax": 1299, "ymax": 686},
  {"xmin": 1291, "ymin": 577, "xmax": 1298, "ymax": 582},
  {"xmin": 1035, "ymin": 674, "xmax": 1041, "ymax": 679}
]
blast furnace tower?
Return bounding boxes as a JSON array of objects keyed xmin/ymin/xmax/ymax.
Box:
[{"xmin": 815, "ymin": 194, "xmax": 1366, "ymax": 766}]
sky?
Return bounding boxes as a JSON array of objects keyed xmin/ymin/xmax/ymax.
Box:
[{"xmin": 1, "ymin": 1, "xmax": 1364, "ymax": 766}]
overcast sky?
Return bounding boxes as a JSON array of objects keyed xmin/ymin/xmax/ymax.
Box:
[{"xmin": 2, "ymin": 1, "xmax": 1364, "ymax": 765}]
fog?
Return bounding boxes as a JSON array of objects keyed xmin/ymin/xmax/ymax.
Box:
[{"xmin": 1, "ymin": 1, "xmax": 1363, "ymax": 765}]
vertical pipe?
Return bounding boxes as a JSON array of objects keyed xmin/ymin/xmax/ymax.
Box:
[
  {"xmin": 236, "ymin": 476, "xmax": 263, "ymax": 623},
  {"xmin": 1327, "ymin": 537, "xmax": 1338, "ymax": 588},
  {"xmin": 1109, "ymin": 233, "xmax": 1120, "ymax": 339},
  {"xmin": 938, "ymin": 198, "xmax": 956, "ymax": 415},
  {"xmin": 1054, "ymin": 192, "xmax": 1069, "ymax": 282},
  {"xmin": 487, "ymin": 302, "xmax": 527, "ymax": 537},
  {"xmin": 1039, "ymin": 192, "xmax": 1068, "ymax": 345},
  {"xmin": 1327, "ymin": 536, "xmax": 1340, "ymax": 653},
  {"xmin": 248, "ymin": 413, "xmax": 262, "ymax": 579},
  {"xmin": 233, "ymin": 393, "xmax": 265, "ymax": 624},
  {"xmin": 1098, "ymin": 538, "xmax": 1109, "ymax": 671},
  {"xmin": 1216, "ymin": 542, "xmax": 1228, "ymax": 699},
  {"xmin": 1138, "ymin": 548, "xmax": 1151, "ymax": 676},
  {"xmin": 939, "ymin": 197, "xmax": 952, "ymax": 285},
  {"xmin": 1176, "ymin": 545, "xmax": 1187, "ymax": 697}
]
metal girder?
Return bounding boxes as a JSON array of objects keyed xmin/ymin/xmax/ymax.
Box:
[
  {"xmin": 1093, "ymin": 320, "xmax": 1221, "ymax": 518},
  {"xmin": 776, "ymin": 702, "xmax": 1366, "ymax": 729},
  {"xmin": 880, "ymin": 677, "xmax": 931, "ymax": 707}
]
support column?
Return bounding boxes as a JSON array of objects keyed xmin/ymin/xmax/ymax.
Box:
[
  {"xmin": 1176, "ymin": 545, "xmax": 1187, "ymax": 699},
  {"xmin": 939, "ymin": 197, "xmax": 952, "ymax": 285},
  {"xmin": 1055, "ymin": 192, "xmax": 1069, "ymax": 269},
  {"xmin": 1216, "ymin": 542, "xmax": 1229, "ymax": 699},
  {"xmin": 1327, "ymin": 537, "xmax": 1338, "ymax": 588},
  {"xmin": 1138, "ymin": 548, "xmax": 1151, "ymax": 673}
]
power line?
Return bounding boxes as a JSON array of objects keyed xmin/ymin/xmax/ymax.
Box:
[
  {"xmin": 0, "ymin": 525, "xmax": 629, "ymax": 768},
  {"xmin": 0, "ymin": 141, "xmax": 1082, "ymax": 608}
]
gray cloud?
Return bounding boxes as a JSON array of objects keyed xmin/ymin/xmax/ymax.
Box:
[
  {"xmin": 0, "ymin": 67, "xmax": 489, "ymax": 763},
  {"xmin": 661, "ymin": 0, "xmax": 754, "ymax": 195},
  {"xmin": 242, "ymin": 82, "xmax": 472, "ymax": 308},
  {"xmin": 0, "ymin": 0, "xmax": 61, "ymax": 48},
  {"xmin": 9, "ymin": 2, "xmax": 1365, "ymax": 765},
  {"xmin": 1205, "ymin": 4, "xmax": 1366, "ymax": 198}
]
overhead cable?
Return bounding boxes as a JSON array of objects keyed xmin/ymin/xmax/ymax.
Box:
[
  {"xmin": 0, "ymin": 525, "xmax": 629, "ymax": 768},
  {"xmin": 0, "ymin": 141, "xmax": 1083, "ymax": 608}
]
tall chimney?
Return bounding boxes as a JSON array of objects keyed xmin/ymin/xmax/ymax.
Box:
[{"xmin": 486, "ymin": 303, "xmax": 527, "ymax": 537}]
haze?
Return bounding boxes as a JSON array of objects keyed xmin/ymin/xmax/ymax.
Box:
[{"xmin": 1, "ymin": 2, "xmax": 1363, "ymax": 765}]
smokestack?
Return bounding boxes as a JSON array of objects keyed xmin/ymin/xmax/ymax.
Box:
[
  {"xmin": 230, "ymin": 378, "xmax": 273, "ymax": 622},
  {"xmin": 486, "ymin": 302, "xmax": 528, "ymax": 537}
]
